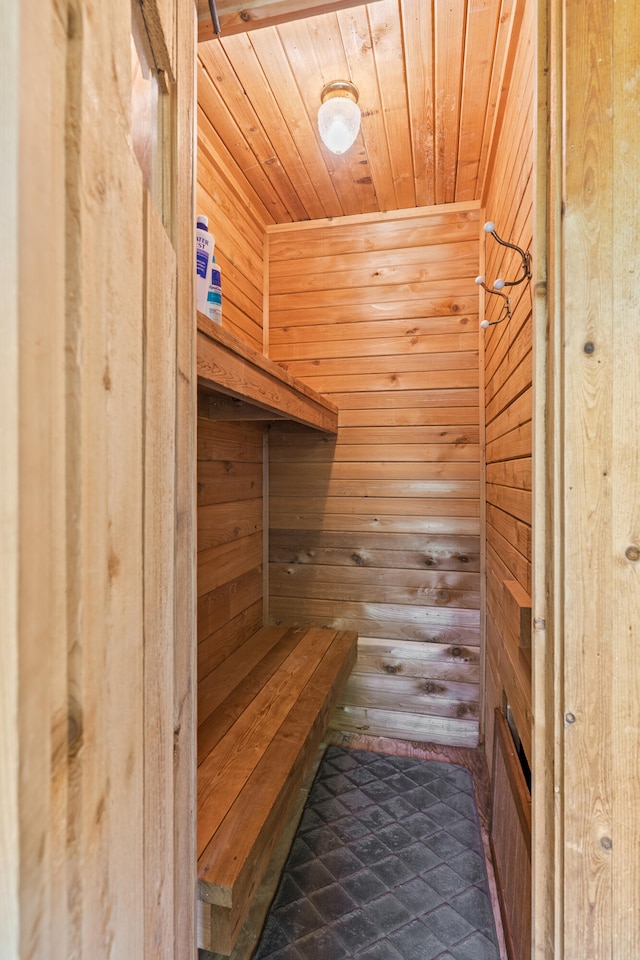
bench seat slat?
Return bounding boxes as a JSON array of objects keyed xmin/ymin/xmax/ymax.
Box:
[{"xmin": 197, "ymin": 626, "xmax": 304, "ymax": 763}]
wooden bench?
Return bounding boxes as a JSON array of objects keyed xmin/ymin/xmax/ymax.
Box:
[{"xmin": 197, "ymin": 625, "xmax": 357, "ymax": 956}]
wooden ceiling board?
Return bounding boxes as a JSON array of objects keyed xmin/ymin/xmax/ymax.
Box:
[
  {"xmin": 455, "ymin": 0, "xmax": 503, "ymax": 202},
  {"xmin": 197, "ymin": 0, "xmax": 380, "ymax": 41},
  {"xmin": 286, "ymin": 13, "xmax": 380, "ymax": 216},
  {"xmin": 197, "ymin": 0, "xmax": 520, "ymax": 222}
]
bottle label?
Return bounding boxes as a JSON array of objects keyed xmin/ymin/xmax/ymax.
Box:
[
  {"xmin": 196, "ymin": 248, "xmax": 209, "ymax": 279},
  {"xmin": 207, "ymin": 290, "xmax": 222, "ymax": 305}
]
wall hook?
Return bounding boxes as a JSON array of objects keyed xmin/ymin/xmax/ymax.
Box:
[{"xmin": 476, "ymin": 221, "xmax": 531, "ymax": 329}]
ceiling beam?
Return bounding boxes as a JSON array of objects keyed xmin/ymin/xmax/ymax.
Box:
[{"xmin": 197, "ymin": 0, "xmax": 372, "ymax": 42}]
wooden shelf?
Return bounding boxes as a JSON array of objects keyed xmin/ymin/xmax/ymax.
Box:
[{"xmin": 197, "ymin": 313, "xmax": 338, "ymax": 433}]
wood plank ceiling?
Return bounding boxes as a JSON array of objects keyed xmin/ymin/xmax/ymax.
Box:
[{"xmin": 197, "ymin": 0, "xmax": 516, "ymax": 224}]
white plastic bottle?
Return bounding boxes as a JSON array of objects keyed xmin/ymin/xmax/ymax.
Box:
[
  {"xmin": 206, "ymin": 257, "xmax": 222, "ymax": 324},
  {"xmin": 196, "ymin": 215, "xmax": 214, "ymax": 314}
]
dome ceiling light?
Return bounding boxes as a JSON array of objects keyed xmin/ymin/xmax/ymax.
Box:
[{"xmin": 317, "ymin": 80, "xmax": 361, "ymax": 155}]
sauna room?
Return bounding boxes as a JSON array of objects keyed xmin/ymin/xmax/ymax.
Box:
[
  {"xmin": 7, "ymin": 1, "xmax": 638, "ymax": 959},
  {"xmin": 194, "ymin": 1, "xmax": 532, "ymax": 958}
]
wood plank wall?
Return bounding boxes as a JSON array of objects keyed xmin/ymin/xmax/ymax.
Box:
[
  {"xmin": 267, "ymin": 204, "xmax": 482, "ymax": 749},
  {"xmin": 197, "ymin": 418, "xmax": 265, "ymax": 735},
  {"xmin": 197, "ymin": 51, "xmax": 271, "ymax": 352},
  {"xmin": 5, "ymin": 1, "xmax": 196, "ymax": 956},
  {"xmin": 196, "ymin": 63, "xmax": 271, "ymax": 739},
  {"xmin": 481, "ymin": 0, "xmax": 534, "ymax": 772},
  {"xmin": 536, "ymin": 1, "xmax": 640, "ymax": 955}
]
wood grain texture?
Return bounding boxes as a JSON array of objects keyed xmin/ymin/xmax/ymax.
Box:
[
  {"xmin": 143, "ymin": 194, "xmax": 177, "ymax": 960},
  {"xmin": 490, "ymin": 709, "xmax": 531, "ymax": 960},
  {"xmin": 197, "ymin": 627, "xmax": 357, "ymax": 954},
  {"xmin": 268, "ymin": 206, "xmax": 481, "ymax": 746},
  {"xmin": 172, "ymin": 2, "xmax": 197, "ymax": 953},
  {"xmin": 197, "ymin": 313, "xmax": 338, "ymax": 432},
  {"xmin": 481, "ymin": 0, "xmax": 533, "ymax": 830},
  {"xmin": 1, "ymin": 1, "xmax": 19, "ymax": 950},
  {"xmin": 8, "ymin": 4, "xmax": 195, "ymax": 954},
  {"xmin": 196, "ymin": 1, "xmax": 519, "ymax": 220}
]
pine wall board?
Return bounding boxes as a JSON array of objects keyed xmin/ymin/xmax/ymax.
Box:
[
  {"xmin": 481, "ymin": 0, "xmax": 534, "ymax": 775},
  {"xmin": 5, "ymin": 1, "xmax": 196, "ymax": 956},
  {"xmin": 197, "ymin": 418, "xmax": 265, "ymax": 733},
  {"xmin": 267, "ymin": 204, "xmax": 481, "ymax": 748},
  {"xmin": 197, "ymin": 59, "xmax": 270, "ymax": 352}
]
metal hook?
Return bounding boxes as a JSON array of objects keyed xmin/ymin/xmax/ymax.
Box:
[
  {"xmin": 477, "ymin": 221, "xmax": 530, "ymax": 330},
  {"xmin": 483, "ymin": 221, "xmax": 531, "ymax": 290},
  {"xmin": 475, "ymin": 276, "xmax": 511, "ymax": 327}
]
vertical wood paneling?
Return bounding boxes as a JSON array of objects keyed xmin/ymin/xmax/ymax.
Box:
[
  {"xmin": 268, "ymin": 204, "xmax": 481, "ymax": 748},
  {"xmin": 481, "ymin": 0, "xmax": 533, "ymax": 773},
  {"xmin": 1, "ymin": 0, "xmax": 19, "ymax": 949},
  {"xmin": 7, "ymin": 1, "xmax": 195, "ymax": 956},
  {"xmin": 143, "ymin": 196, "xmax": 177, "ymax": 959},
  {"xmin": 196, "ymin": 1, "xmax": 518, "ymax": 222},
  {"xmin": 173, "ymin": 1, "xmax": 197, "ymax": 952},
  {"xmin": 556, "ymin": 0, "xmax": 640, "ymax": 955},
  {"xmin": 610, "ymin": 3, "xmax": 640, "ymax": 949},
  {"xmin": 490, "ymin": 710, "xmax": 531, "ymax": 960}
]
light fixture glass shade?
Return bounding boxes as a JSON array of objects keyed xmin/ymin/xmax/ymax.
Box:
[{"xmin": 318, "ymin": 82, "xmax": 360, "ymax": 154}]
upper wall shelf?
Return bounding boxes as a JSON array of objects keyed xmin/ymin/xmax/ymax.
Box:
[{"xmin": 197, "ymin": 313, "xmax": 338, "ymax": 434}]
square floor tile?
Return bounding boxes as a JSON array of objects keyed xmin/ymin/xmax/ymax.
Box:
[
  {"xmin": 341, "ymin": 868, "xmax": 389, "ymax": 906},
  {"xmin": 349, "ymin": 834, "xmax": 391, "ymax": 866},
  {"xmin": 449, "ymin": 885, "xmax": 497, "ymax": 932},
  {"xmin": 331, "ymin": 815, "xmax": 371, "ymax": 842},
  {"xmin": 422, "ymin": 903, "xmax": 475, "ymax": 946},
  {"xmin": 314, "ymin": 797, "xmax": 350, "ymax": 823},
  {"xmin": 273, "ymin": 874, "xmax": 305, "ymax": 910},
  {"xmin": 294, "ymin": 926, "xmax": 350, "ymax": 960},
  {"xmin": 389, "ymin": 918, "xmax": 447, "ymax": 960},
  {"xmin": 397, "ymin": 840, "xmax": 442, "ymax": 875},
  {"xmin": 354, "ymin": 938, "xmax": 405, "ymax": 960},
  {"xmin": 355, "ymin": 803, "xmax": 395, "ymax": 831},
  {"xmin": 289, "ymin": 859, "xmax": 334, "ymax": 893},
  {"xmin": 424, "ymin": 829, "xmax": 467, "ymax": 861},
  {"xmin": 423, "ymin": 864, "xmax": 472, "ymax": 899},
  {"xmin": 333, "ymin": 909, "xmax": 382, "ymax": 952},
  {"xmin": 274, "ymin": 899, "xmax": 324, "ymax": 941},
  {"xmin": 321, "ymin": 845, "xmax": 363, "ymax": 880},
  {"xmin": 394, "ymin": 876, "xmax": 445, "ymax": 915},
  {"xmin": 377, "ymin": 822, "xmax": 415, "ymax": 852},
  {"xmin": 345, "ymin": 765, "xmax": 378, "ymax": 787},
  {"xmin": 448, "ymin": 849, "xmax": 488, "ymax": 885},
  {"xmin": 450, "ymin": 930, "xmax": 500, "ymax": 960},
  {"xmin": 309, "ymin": 882, "xmax": 358, "ymax": 923},
  {"xmin": 340, "ymin": 789, "xmax": 376, "ymax": 813},
  {"xmin": 362, "ymin": 892, "xmax": 412, "ymax": 932},
  {"xmin": 426, "ymin": 802, "xmax": 465, "ymax": 828},
  {"xmin": 404, "ymin": 811, "xmax": 442, "ymax": 840},
  {"xmin": 371, "ymin": 855, "xmax": 415, "ymax": 887},
  {"xmin": 303, "ymin": 827, "xmax": 342, "ymax": 856}
]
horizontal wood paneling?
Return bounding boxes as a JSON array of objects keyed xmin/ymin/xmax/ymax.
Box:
[
  {"xmin": 197, "ymin": 415, "xmax": 265, "ymax": 734},
  {"xmin": 482, "ymin": 0, "xmax": 533, "ymax": 777},
  {"xmin": 197, "ymin": 68, "xmax": 268, "ymax": 350},
  {"xmin": 268, "ymin": 205, "xmax": 481, "ymax": 747}
]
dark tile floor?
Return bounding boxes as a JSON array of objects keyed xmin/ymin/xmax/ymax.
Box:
[{"xmin": 250, "ymin": 746, "xmax": 500, "ymax": 960}]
